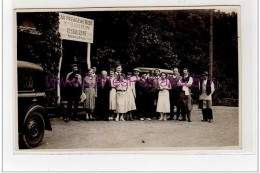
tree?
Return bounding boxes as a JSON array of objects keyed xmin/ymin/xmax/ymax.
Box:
[{"xmin": 17, "ymin": 10, "xmax": 239, "ymax": 106}]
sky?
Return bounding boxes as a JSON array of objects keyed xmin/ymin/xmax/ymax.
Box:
[{"xmin": 215, "ymin": 6, "xmax": 239, "ymax": 13}]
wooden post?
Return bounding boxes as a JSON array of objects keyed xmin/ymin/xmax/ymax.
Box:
[
  {"xmin": 57, "ymin": 40, "xmax": 63, "ymax": 104},
  {"xmin": 87, "ymin": 43, "xmax": 91, "ymax": 69},
  {"xmin": 209, "ymin": 10, "xmax": 214, "ymax": 78}
]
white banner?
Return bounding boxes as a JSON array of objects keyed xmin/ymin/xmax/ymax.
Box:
[{"xmin": 59, "ymin": 13, "xmax": 94, "ymax": 43}]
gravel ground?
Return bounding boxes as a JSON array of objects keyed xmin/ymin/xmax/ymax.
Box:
[{"xmin": 34, "ymin": 105, "xmax": 239, "ymax": 150}]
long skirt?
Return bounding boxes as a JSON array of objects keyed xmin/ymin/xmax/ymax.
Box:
[
  {"xmin": 84, "ymin": 87, "xmax": 95, "ymax": 112},
  {"xmin": 126, "ymin": 90, "xmax": 136, "ymax": 112},
  {"xmin": 156, "ymin": 90, "xmax": 170, "ymax": 113},
  {"xmin": 109, "ymin": 88, "xmax": 117, "ymax": 110},
  {"xmin": 116, "ymin": 91, "xmax": 128, "ymax": 113}
]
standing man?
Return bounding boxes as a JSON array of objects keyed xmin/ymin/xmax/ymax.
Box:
[
  {"xmin": 132, "ymin": 68, "xmax": 141, "ymax": 119},
  {"xmin": 199, "ymin": 71, "xmax": 215, "ymax": 123},
  {"xmin": 95, "ymin": 70, "xmax": 111, "ymax": 121},
  {"xmin": 133, "ymin": 68, "xmax": 140, "ymax": 81},
  {"xmin": 169, "ymin": 67, "xmax": 181, "ymax": 120},
  {"xmin": 92, "ymin": 67, "xmax": 97, "ymax": 77},
  {"xmin": 151, "ymin": 69, "xmax": 160, "ymax": 119},
  {"xmin": 136, "ymin": 72, "xmax": 153, "ymax": 121},
  {"xmin": 179, "ymin": 68, "xmax": 193, "ymax": 122},
  {"xmin": 65, "ymin": 64, "xmax": 82, "ymax": 122}
]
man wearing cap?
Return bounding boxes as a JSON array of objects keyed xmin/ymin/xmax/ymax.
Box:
[
  {"xmin": 133, "ymin": 68, "xmax": 140, "ymax": 81},
  {"xmin": 65, "ymin": 64, "xmax": 82, "ymax": 122},
  {"xmin": 178, "ymin": 68, "xmax": 193, "ymax": 122},
  {"xmin": 199, "ymin": 71, "xmax": 215, "ymax": 123}
]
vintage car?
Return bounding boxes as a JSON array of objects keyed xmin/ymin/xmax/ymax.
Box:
[
  {"xmin": 17, "ymin": 61, "xmax": 52, "ymax": 148},
  {"xmin": 136, "ymin": 67, "xmax": 174, "ymax": 76}
]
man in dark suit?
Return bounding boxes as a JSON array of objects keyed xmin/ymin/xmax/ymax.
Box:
[
  {"xmin": 151, "ymin": 69, "xmax": 160, "ymax": 119},
  {"xmin": 95, "ymin": 70, "xmax": 111, "ymax": 121},
  {"xmin": 136, "ymin": 72, "xmax": 154, "ymax": 121},
  {"xmin": 65, "ymin": 64, "xmax": 82, "ymax": 122},
  {"xmin": 169, "ymin": 67, "xmax": 181, "ymax": 120}
]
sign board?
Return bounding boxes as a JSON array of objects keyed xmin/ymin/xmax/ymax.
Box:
[{"xmin": 59, "ymin": 13, "xmax": 94, "ymax": 43}]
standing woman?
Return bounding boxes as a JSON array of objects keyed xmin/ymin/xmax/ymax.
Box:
[
  {"xmin": 109, "ymin": 70, "xmax": 117, "ymax": 120},
  {"xmin": 126, "ymin": 72, "xmax": 136, "ymax": 120},
  {"xmin": 115, "ymin": 73, "xmax": 128, "ymax": 121},
  {"xmin": 157, "ymin": 72, "xmax": 171, "ymax": 121},
  {"xmin": 83, "ymin": 68, "xmax": 97, "ymax": 121}
]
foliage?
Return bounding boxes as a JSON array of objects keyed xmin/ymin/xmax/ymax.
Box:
[
  {"xmin": 17, "ymin": 12, "xmax": 61, "ymax": 106},
  {"xmin": 17, "ymin": 10, "xmax": 238, "ymax": 106}
]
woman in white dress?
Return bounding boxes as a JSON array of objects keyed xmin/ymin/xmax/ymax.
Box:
[
  {"xmin": 115, "ymin": 73, "xmax": 128, "ymax": 121},
  {"xmin": 126, "ymin": 72, "xmax": 136, "ymax": 120},
  {"xmin": 109, "ymin": 70, "xmax": 117, "ymax": 120},
  {"xmin": 156, "ymin": 72, "xmax": 171, "ymax": 121}
]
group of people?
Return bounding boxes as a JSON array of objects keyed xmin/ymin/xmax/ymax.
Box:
[{"xmin": 64, "ymin": 64, "xmax": 215, "ymax": 123}]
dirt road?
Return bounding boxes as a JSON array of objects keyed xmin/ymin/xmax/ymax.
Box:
[{"xmin": 34, "ymin": 105, "xmax": 239, "ymax": 150}]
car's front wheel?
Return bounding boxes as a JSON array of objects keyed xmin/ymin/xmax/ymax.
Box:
[{"xmin": 21, "ymin": 111, "xmax": 45, "ymax": 148}]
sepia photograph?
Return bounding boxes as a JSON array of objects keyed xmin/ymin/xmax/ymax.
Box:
[{"xmin": 15, "ymin": 7, "xmax": 240, "ymax": 151}]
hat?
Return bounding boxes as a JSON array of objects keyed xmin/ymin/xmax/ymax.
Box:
[
  {"xmin": 116, "ymin": 65, "xmax": 122, "ymax": 70},
  {"xmin": 154, "ymin": 68, "xmax": 160, "ymax": 73},
  {"xmin": 140, "ymin": 72, "xmax": 147, "ymax": 75},
  {"xmin": 133, "ymin": 68, "xmax": 140, "ymax": 72},
  {"xmin": 202, "ymin": 71, "xmax": 209, "ymax": 75}
]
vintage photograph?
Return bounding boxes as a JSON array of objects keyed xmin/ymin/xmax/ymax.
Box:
[{"xmin": 15, "ymin": 7, "xmax": 240, "ymax": 150}]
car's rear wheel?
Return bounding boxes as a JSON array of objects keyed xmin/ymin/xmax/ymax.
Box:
[{"xmin": 22, "ymin": 111, "xmax": 45, "ymax": 148}]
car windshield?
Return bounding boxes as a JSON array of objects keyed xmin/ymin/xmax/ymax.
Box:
[
  {"xmin": 18, "ymin": 68, "xmax": 34, "ymax": 91},
  {"xmin": 18, "ymin": 68, "xmax": 45, "ymax": 92}
]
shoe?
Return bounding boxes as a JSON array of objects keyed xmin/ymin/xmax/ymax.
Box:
[
  {"xmin": 208, "ymin": 119, "xmax": 212, "ymax": 123},
  {"xmin": 64, "ymin": 118, "xmax": 70, "ymax": 123},
  {"xmin": 180, "ymin": 118, "xmax": 186, "ymax": 121},
  {"xmin": 187, "ymin": 119, "xmax": 192, "ymax": 122},
  {"xmin": 201, "ymin": 119, "xmax": 207, "ymax": 122},
  {"xmin": 146, "ymin": 118, "xmax": 151, "ymax": 121},
  {"xmin": 140, "ymin": 118, "xmax": 144, "ymax": 121},
  {"xmin": 86, "ymin": 113, "xmax": 89, "ymax": 121}
]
